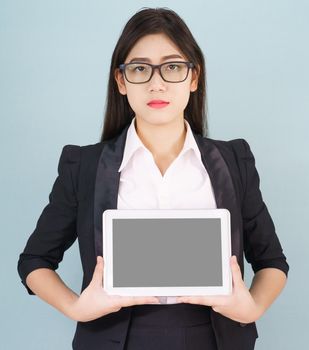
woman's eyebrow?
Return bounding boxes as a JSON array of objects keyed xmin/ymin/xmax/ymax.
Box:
[{"xmin": 128, "ymin": 54, "xmax": 184, "ymax": 63}]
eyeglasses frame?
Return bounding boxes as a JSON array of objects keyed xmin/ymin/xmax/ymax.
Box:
[{"xmin": 118, "ymin": 61, "xmax": 195, "ymax": 84}]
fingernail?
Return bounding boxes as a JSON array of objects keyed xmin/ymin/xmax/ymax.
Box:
[{"xmin": 151, "ymin": 300, "xmax": 160, "ymax": 304}]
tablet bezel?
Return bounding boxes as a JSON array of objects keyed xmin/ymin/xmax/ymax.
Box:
[{"xmin": 102, "ymin": 209, "xmax": 232, "ymax": 296}]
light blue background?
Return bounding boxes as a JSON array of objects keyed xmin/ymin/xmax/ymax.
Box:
[{"xmin": 1, "ymin": 0, "xmax": 308, "ymax": 349}]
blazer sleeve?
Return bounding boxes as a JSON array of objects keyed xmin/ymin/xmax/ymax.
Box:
[
  {"xmin": 17, "ymin": 145, "xmax": 81, "ymax": 295},
  {"xmin": 234, "ymin": 139, "xmax": 289, "ymax": 277}
]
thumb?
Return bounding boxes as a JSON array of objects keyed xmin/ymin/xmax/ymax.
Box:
[
  {"xmin": 91, "ymin": 256, "xmax": 104, "ymax": 287},
  {"xmin": 231, "ymin": 255, "xmax": 243, "ymax": 288}
]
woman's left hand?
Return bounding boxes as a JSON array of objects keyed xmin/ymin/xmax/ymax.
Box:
[{"xmin": 176, "ymin": 256, "xmax": 264, "ymax": 324}]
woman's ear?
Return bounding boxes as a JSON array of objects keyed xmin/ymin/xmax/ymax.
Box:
[
  {"xmin": 190, "ymin": 65, "xmax": 200, "ymax": 92},
  {"xmin": 114, "ymin": 68, "xmax": 127, "ymax": 95}
]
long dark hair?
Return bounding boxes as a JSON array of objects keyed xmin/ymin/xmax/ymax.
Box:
[{"xmin": 100, "ymin": 7, "xmax": 207, "ymax": 142}]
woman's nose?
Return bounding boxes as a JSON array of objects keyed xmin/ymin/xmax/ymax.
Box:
[{"xmin": 148, "ymin": 68, "xmax": 166, "ymax": 91}]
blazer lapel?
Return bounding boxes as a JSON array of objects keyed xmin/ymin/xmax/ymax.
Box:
[
  {"xmin": 93, "ymin": 124, "xmax": 130, "ymax": 257},
  {"xmin": 94, "ymin": 125, "xmax": 242, "ymax": 261},
  {"xmin": 193, "ymin": 134, "xmax": 242, "ymax": 259}
]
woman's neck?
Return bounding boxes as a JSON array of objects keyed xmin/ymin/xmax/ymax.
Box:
[{"xmin": 134, "ymin": 116, "xmax": 187, "ymax": 160}]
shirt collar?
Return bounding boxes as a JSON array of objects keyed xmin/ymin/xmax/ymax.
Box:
[{"xmin": 118, "ymin": 117, "xmax": 203, "ymax": 172}]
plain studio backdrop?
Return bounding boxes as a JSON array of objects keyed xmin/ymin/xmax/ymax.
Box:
[{"xmin": 1, "ymin": 1, "xmax": 308, "ymax": 349}]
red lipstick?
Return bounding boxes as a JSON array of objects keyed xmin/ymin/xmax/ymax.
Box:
[{"xmin": 147, "ymin": 100, "xmax": 170, "ymax": 109}]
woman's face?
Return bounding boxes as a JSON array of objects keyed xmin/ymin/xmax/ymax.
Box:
[{"xmin": 115, "ymin": 33, "xmax": 199, "ymax": 127}]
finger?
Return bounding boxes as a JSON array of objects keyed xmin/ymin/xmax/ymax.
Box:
[
  {"xmin": 91, "ymin": 256, "xmax": 104, "ymax": 287},
  {"xmin": 136, "ymin": 296, "xmax": 161, "ymax": 305},
  {"xmin": 176, "ymin": 296, "xmax": 217, "ymax": 306},
  {"xmin": 177, "ymin": 295, "xmax": 229, "ymax": 307},
  {"xmin": 120, "ymin": 296, "xmax": 160, "ymax": 307},
  {"xmin": 230, "ymin": 255, "xmax": 243, "ymax": 288},
  {"xmin": 212, "ymin": 306, "xmax": 222, "ymax": 313},
  {"xmin": 176, "ymin": 296, "xmax": 201, "ymax": 305}
]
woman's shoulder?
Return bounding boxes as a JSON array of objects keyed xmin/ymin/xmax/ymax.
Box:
[
  {"xmin": 60, "ymin": 141, "xmax": 105, "ymax": 162},
  {"xmin": 202, "ymin": 136, "xmax": 251, "ymax": 159}
]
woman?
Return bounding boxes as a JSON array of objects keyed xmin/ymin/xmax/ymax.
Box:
[{"xmin": 17, "ymin": 7, "xmax": 289, "ymax": 350}]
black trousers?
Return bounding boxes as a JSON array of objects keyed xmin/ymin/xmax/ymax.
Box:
[{"xmin": 124, "ymin": 304, "xmax": 217, "ymax": 350}]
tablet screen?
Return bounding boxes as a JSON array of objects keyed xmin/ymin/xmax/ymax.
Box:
[{"xmin": 112, "ymin": 218, "xmax": 222, "ymax": 287}]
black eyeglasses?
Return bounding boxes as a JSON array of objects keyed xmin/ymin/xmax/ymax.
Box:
[{"xmin": 119, "ymin": 61, "xmax": 194, "ymax": 84}]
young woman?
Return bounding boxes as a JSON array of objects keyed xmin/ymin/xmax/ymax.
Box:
[{"xmin": 18, "ymin": 7, "xmax": 289, "ymax": 350}]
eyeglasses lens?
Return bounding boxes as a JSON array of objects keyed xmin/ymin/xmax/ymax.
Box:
[{"xmin": 125, "ymin": 62, "xmax": 189, "ymax": 83}]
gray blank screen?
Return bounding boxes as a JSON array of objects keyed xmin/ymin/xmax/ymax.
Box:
[{"xmin": 113, "ymin": 218, "xmax": 222, "ymax": 287}]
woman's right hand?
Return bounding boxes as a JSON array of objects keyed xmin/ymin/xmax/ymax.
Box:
[{"xmin": 69, "ymin": 256, "xmax": 160, "ymax": 322}]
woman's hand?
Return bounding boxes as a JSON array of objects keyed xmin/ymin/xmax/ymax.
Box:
[
  {"xmin": 69, "ymin": 256, "xmax": 160, "ymax": 322},
  {"xmin": 176, "ymin": 256, "xmax": 265, "ymax": 324}
]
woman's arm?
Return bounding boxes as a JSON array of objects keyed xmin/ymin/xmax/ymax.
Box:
[
  {"xmin": 176, "ymin": 256, "xmax": 287, "ymax": 324},
  {"xmin": 26, "ymin": 268, "xmax": 79, "ymax": 320},
  {"xmin": 26, "ymin": 257, "xmax": 160, "ymax": 322},
  {"xmin": 249, "ymin": 267, "xmax": 287, "ymax": 315},
  {"xmin": 18, "ymin": 145, "xmax": 81, "ymax": 295}
]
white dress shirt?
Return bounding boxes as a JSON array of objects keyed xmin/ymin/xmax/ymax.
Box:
[{"xmin": 117, "ymin": 117, "xmax": 217, "ymax": 304}]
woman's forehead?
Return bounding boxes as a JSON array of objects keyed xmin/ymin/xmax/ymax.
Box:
[
  {"xmin": 125, "ymin": 33, "xmax": 186, "ymax": 62},
  {"xmin": 127, "ymin": 54, "xmax": 184, "ymax": 64}
]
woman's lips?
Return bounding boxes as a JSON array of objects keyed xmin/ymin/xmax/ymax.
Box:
[{"xmin": 147, "ymin": 101, "xmax": 170, "ymax": 109}]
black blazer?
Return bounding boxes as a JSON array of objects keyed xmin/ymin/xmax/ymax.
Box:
[{"xmin": 18, "ymin": 123, "xmax": 289, "ymax": 350}]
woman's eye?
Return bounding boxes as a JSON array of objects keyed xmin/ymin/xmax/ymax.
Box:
[
  {"xmin": 134, "ymin": 66, "xmax": 145, "ymax": 72},
  {"xmin": 167, "ymin": 64, "xmax": 179, "ymax": 70}
]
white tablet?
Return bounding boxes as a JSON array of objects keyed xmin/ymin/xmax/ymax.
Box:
[{"xmin": 102, "ymin": 209, "xmax": 232, "ymax": 296}]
